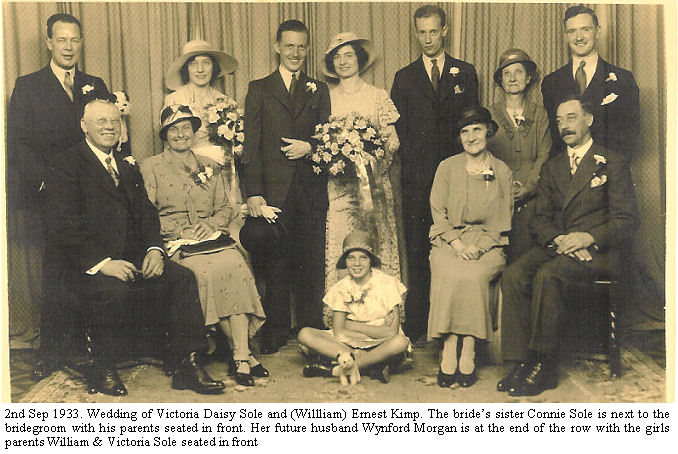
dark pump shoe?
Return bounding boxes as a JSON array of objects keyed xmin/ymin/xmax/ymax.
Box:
[
  {"xmin": 497, "ymin": 362, "xmax": 529, "ymax": 393},
  {"xmin": 303, "ymin": 362, "xmax": 334, "ymax": 378},
  {"xmin": 88, "ymin": 366, "xmax": 128, "ymax": 397},
  {"xmin": 172, "ymin": 352, "xmax": 226, "ymax": 394},
  {"xmin": 437, "ymin": 368, "xmax": 457, "ymax": 388},
  {"xmin": 508, "ymin": 362, "xmax": 558, "ymax": 397},
  {"xmin": 457, "ymin": 370, "xmax": 477, "ymax": 388},
  {"xmin": 234, "ymin": 361, "xmax": 254, "ymax": 387},
  {"xmin": 250, "ymin": 363, "xmax": 270, "ymax": 378}
]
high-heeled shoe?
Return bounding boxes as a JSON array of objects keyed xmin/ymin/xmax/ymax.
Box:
[
  {"xmin": 437, "ymin": 368, "xmax": 457, "ymax": 388},
  {"xmin": 457, "ymin": 369, "xmax": 477, "ymax": 388},
  {"xmin": 234, "ymin": 360, "xmax": 254, "ymax": 387}
]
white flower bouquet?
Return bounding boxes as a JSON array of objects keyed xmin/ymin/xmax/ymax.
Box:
[{"xmin": 204, "ymin": 97, "xmax": 245, "ymax": 162}]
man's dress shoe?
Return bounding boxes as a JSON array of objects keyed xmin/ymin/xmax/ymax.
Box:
[
  {"xmin": 303, "ymin": 362, "xmax": 334, "ymax": 378},
  {"xmin": 437, "ymin": 368, "xmax": 456, "ymax": 388},
  {"xmin": 497, "ymin": 362, "xmax": 529, "ymax": 393},
  {"xmin": 32, "ymin": 360, "xmax": 58, "ymax": 382},
  {"xmin": 88, "ymin": 366, "xmax": 127, "ymax": 396},
  {"xmin": 250, "ymin": 363, "xmax": 270, "ymax": 378},
  {"xmin": 172, "ymin": 352, "xmax": 225, "ymax": 394},
  {"xmin": 508, "ymin": 362, "xmax": 558, "ymax": 397}
]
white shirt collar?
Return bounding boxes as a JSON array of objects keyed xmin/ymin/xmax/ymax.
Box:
[
  {"xmin": 571, "ymin": 52, "xmax": 598, "ymax": 87},
  {"xmin": 50, "ymin": 60, "xmax": 76, "ymax": 91},
  {"xmin": 422, "ymin": 52, "xmax": 445, "ymax": 80},
  {"xmin": 567, "ymin": 137, "xmax": 594, "ymax": 161},
  {"xmin": 278, "ymin": 66, "xmax": 300, "ymax": 91},
  {"xmin": 86, "ymin": 138, "xmax": 118, "ymax": 173}
]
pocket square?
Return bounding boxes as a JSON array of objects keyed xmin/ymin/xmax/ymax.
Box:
[
  {"xmin": 591, "ymin": 175, "xmax": 607, "ymax": 188},
  {"xmin": 601, "ymin": 93, "xmax": 618, "ymax": 106},
  {"xmin": 453, "ymin": 85, "xmax": 463, "ymax": 94}
]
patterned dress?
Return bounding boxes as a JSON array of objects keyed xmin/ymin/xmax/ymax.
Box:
[
  {"xmin": 324, "ymin": 83, "xmax": 405, "ymax": 291},
  {"xmin": 140, "ymin": 150, "xmax": 264, "ymax": 336}
]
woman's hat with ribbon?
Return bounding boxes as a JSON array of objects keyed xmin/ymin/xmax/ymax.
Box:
[
  {"xmin": 159, "ymin": 104, "xmax": 202, "ymax": 141},
  {"xmin": 165, "ymin": 39, "xmax": 239, "ymax": 91},
  {"xmin": 456, "ymin": 105, "xmax": 499, "ymax": 137},
  {"xmin": 322, "ymin": 32, "xmax": 375, "ymax": 78},
  {"xmin": 336, "ymin": 230, "xmax": 381, "ymax": 269},
  {"xmin": 493, "ymin": 48, "xmax": 537, "ymax": 85}
]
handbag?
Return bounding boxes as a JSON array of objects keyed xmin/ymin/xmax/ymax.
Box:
[{"xmin": 179, "ymin": 231, "xmax": 235, "ymax": 257}]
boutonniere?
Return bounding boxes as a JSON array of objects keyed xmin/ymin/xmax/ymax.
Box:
[
  {"xmin": 481, "ymin": 168, "xmax": 495, "ymax": 181},
  {"xmin": 81, "ymin": 84, "xmax": 94, "ymax": 95},
  {"xmin": 605, "ymin": 72, "xmax": 617, "ymax": 82},
  {"xmin": 453, "ymin": 84, "xmax": 464, "ymax": 94},
  {"xmin": 593, "ymin": 154, "xmax": 607, "ymax": 166},
  {"xmin": 601, "ymin": 93, "xmax": 618, "ymax": 106},
  {"xmin": 592, "ymin": 154, "xmax": 607, "ymax": 178},
  {"xmin": 514, "ymin": 114, "xmax": 526, "ymax": 126},
  {"xmin": 305, "ymin": 81, "xmax": 317, "ymax": 93},
  {"xmin": 591, "ymin": 175, "xmax": 607, "ymax": 188},
  {"xmin": 449, "ymin": 66, "xmax": 460, "ymax": 76},
  {"xmin": 123, "ymin": 156, "xmax": 136, "ymax": 166},
  {"xmin": 186, "ymin": 164, "xmax": 219, "ymax": 188}
]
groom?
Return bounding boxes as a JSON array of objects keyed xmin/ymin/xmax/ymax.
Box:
[{"xmin": 242, "ymin": 20, "xmax": 331, "ymax": 354}]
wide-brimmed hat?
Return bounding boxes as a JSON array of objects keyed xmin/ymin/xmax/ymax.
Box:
[
  {"xmin": 239, "ymin": 216, "xmax": 288, "ymax": 256},
  {"xmin": 321, "ymin": 32, "xmax": 375, "ymax": 78},
  {"xmin": 336, "ymin": 231, "xmax": 381, "ymax": 269},
  {"xmin": 165, "ymin": 39, "xmax": 239, "ymax": 91},
  {"xmin": 456, "ymin": 105, "xmax": 499, "ymax": 137},
  {"xmin": 493, "ymin": 48, "xmax": 537, "ymax": 85},
  {"xmin": 158, "ymin": 104, "xmax": 202, "ymax": 141}
]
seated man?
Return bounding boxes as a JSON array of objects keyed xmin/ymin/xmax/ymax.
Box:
[
  {"xmin": 498, "ymin": 95, "xmax": 639, "ymax": 397},
  {"xmin": 43, "ymin": 95, "xmax": 225, "ymax": 396}
]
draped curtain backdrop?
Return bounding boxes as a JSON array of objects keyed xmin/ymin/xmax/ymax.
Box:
[{"xmin": 2, "ymin": 2, "xmax": 666, "ymax": 339}]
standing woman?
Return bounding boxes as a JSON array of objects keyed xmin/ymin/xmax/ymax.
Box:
[
  {"xmin": 428, "ymin": 106, "xmax": 513, "ymax": 388},
  {"xmin": 141, "ymin": 105, "xmax": 267, "ymax": 387},
  {"xmin": 486, "ymin": 49, "xmax": 550, "ymax": 263},
  {"xmin": 164, "ymin": 40, "xmax": 243, "ymax": 218},
  {"xmin": 321, "ymin": 33, "xmax": 405, "ymax": 296}
]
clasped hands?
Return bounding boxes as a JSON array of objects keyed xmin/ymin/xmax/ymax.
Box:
[
  {"xmin": 451, "ymin": 239, "xmax": 484, "ymax": 261},
  {"xmin": 100, "ymin": 249, "xmax": 164, "ymax": 282},
  {"xmin": 552, "ymin": 232, "xmax": 596, "ymax": 262}
]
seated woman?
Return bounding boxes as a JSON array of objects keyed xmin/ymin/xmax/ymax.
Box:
[
  {"xmin": 140, "ymin": 105, "xmax": 266, "ymax": 387},
  {"xmin": 297, "ymin": 231, "xmax": 410, "ymax": 383},
  {"xmin": 428, "ymin": 105, "xmax": 513, "ymax": 388}
]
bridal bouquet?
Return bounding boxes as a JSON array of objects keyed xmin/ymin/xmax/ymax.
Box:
[
  {"xmin": 204, "ymin": 97, "xmax": 245, "ymax": 161},
  {"xmin": 309, "ymin": 112, "xmax": 388, "ymax": 176}
]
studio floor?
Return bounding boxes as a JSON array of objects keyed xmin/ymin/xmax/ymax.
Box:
[{"xmin": 11, "ymin": 330, "xmax": 666, "ymax": 403}]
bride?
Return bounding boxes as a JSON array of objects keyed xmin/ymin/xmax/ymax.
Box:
[{"xmin": 321, "ymin": 33, "xmax": 406, "ymax": 318}]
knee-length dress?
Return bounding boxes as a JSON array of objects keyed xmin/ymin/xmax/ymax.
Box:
[
  {"xmin": 427, "ymin": 153, "xmax": 513, "ymax": 340},
  {"xmin": 140, "ymin": 150, "xmax": 264, "ymax": 337},
  {"xmin": 487, "ymin": 100, "xmax": 550, "ymax": 263}
]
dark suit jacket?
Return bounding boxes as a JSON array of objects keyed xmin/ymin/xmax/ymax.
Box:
[
  {"xmin": 44, "ymin": 141, "xmax": 163, "ymax": 276},
  {"xmin": 242, "ymin": 70, "xmax": 331, "ymax": 210},
  {"xmin": 541, "ymin": 57, "xmax": 639, "ymax": 159},
  {"xmin": 7, "ymin": 65, "xmax": 108, "ymax": 210},
  {"xmin": 391, "ymin": 53, "xmax": 479, "ymax": 188},
  {"xmin": 532, "ymin": 142, "xmax": 638, "ymax": 258}
]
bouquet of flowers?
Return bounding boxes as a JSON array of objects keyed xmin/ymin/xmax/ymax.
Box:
[
  {"xmin": 204, "ymin": 97, "xmax": 245, "ymax": 162},
  {"xmin": 309, "ymin": 112, "xmax": 388, "ymax": 176}
]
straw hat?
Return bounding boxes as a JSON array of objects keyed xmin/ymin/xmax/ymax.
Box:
[
  {"xmin": 336, "ymin": 231, "xmax": 381, "ymax": 269},
  {"xmin": 321, "ymin": 32, "xmax": 375, "ymax": 78},
  {"xmin": 493, "ymin": 48, "xmax": 537, "ymax": 85},
  {"xmin": 158, "ymin": 104, "xmax": 202, "ymax": 141},
  {"xmin": 165, "ymin": 39, "xmax": 238, "ymax": 91}
]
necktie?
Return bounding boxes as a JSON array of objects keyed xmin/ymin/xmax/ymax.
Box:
[
  {"xmin": 289, "ymin": 73, "xmax": 298, "ymax": 97},
  {"xmin": 575, "ymin": 61, "xmax": 587, "ymax": 94},
  {"xmin": 430, "ymin": 59, "xmax": 440, "ymax": 92},
  {"xmin": 63, "ymin": 70, "xmax": 74, "ymax": 101},
  {"xmin": 569, "ymin": 153, "xmax": 582, "ymax": 176},
  {"xmin": 105, "ymin": 156, "xmax": 120, "ymax": 187}
]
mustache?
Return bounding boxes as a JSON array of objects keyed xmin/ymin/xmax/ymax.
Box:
[{"xmin": 560, "ymin": 129, "xmax": 576, "ymax": 138}]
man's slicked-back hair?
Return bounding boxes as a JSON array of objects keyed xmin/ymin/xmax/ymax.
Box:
[
  {"xmin": 47, "ymin": 13, "xmax": 82, "ymax": 38},
  {"xmin": 414, "ymin": 5, "xmax": 447, "ymax": 28},
  {"xmin": 563, "ymin": 5, "xmax": 599, "ymax": 27},
  {"xmin": 276, "ymin": 20, "xmax": 309, "ymax": 42},
  {"xmin": 557, "ymin": 94, "xmax": 594, "ymax": 116}
]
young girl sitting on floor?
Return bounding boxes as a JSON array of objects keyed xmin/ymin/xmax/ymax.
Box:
[{"xmin": 297, "ymin": 231, "xmax": 410, "ymax": 383}]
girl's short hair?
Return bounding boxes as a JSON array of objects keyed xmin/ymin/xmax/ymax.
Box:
[
  {"xmin": 324, "ymin": 42, "xmax": 369, "ymax": 77},
  {"xmin": 179, "ymin": 54, "xmax": 222, "ymax": 86}
]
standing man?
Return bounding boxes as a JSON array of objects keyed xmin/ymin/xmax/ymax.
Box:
[
  {"xmin": 541, "ymin": 5, "xmax": 639, "ymax": 161},
  {"xmin": 6, "ymin": 13, "xmax": 109, "ymax": 379},
  {"xmin": 498, "ymin": 96, "xmax": 638, "ymax": 396},
  {"xmin": 242, "ymin": 20, "xmax": 331, "ymax": 354},
  {"xmin": 44, "ymin": 97, "xmax": 225, "ymax": 396},
  {"xmin": 391, "ymin": 5, "xmax": 479, "ymax": 341}
]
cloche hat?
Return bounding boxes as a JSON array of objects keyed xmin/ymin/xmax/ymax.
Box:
[
  {"xmin": 493, "ymin": 48, "xmax": 537, "ymax": 85},
  {"xmin": 336, "ymin": 231, "xmax": 381, "ymax": 269},
  {"xmin": 456, "ymin": 105, "xmax": 499, "ymax": 137},
  {"xmin": 158, "ymin": 104, "xmax": 202, "ymax": 141}
]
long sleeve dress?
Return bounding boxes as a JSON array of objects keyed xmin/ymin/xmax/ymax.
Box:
[
  {"xmin": 487, "ymin": 100, "xmax": 550, "ymax": 263},
  {"xmin": 140, "ymin": 150, "xmax": 264, "ymax": 336},
  {"xmin": 427, "ymin": 153, "xmax": 513, "ymax": 341},
  {"xmin": 322, "ymin": 83, "xmax": 407, "ymax": 327}
]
